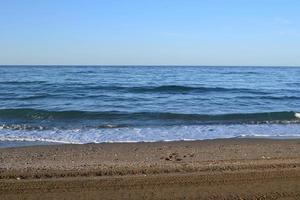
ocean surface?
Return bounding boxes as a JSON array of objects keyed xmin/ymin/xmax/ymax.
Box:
[{"xmin": 1, "ymin": 66, "xmax": 300, "ymax": 145}]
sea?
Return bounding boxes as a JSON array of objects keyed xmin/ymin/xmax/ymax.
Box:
[{"xmin": 1, "ymin": 66, "xmax": 300, "ymax": 146}]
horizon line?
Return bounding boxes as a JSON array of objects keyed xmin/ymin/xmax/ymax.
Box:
[{"xmin": 0, "ymin": 64, "xmax": 300, "ymax": 67}]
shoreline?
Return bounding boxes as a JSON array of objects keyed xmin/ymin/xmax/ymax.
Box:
[
  {"xmin": 1, "ymin": 135, "xmax": 300, "ymax": 149},
  {"xmin": 1, "ymin": 138, "xmax": 300, "ymax": 199}
]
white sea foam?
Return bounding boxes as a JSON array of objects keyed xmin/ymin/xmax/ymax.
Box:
[
  {"xmin": 1, "ymin": 124, "xmax": 300, "ymax": 145},
  {"xmin": 0, "ymin": 136, "xmax": 76, "ymax": 144}
]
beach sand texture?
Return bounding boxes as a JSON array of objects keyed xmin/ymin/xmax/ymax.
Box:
[{"xmin": 1, "ymin": 138, "xmax": 300, "ymax": 199}]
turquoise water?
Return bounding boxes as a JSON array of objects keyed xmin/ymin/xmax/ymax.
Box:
[{"xmin": 0, "ymin": 66, "xmax": 300, "ymax": 144}]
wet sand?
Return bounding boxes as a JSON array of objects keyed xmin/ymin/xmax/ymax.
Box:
[{"xmin": 1, "ymin": 138, "xmax": 300, "ymax": 199}]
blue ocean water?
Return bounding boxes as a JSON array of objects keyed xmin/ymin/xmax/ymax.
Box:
[{"xmin": 0, "ymin": 66, "xmax": 300, "ymax": 144}]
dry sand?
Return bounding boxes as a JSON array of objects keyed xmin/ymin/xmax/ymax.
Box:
[{"xmin": 1, "ymin": 138, "xmax": 300, "ymax": 199}]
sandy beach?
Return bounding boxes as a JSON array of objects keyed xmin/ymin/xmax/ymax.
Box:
[{"xmin": 1, "ymin": 138, "xmax": 300, "ymax": 199}]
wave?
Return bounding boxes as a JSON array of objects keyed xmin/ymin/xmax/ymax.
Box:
[
  {"xmin": 1, "ymin": 124, "xmax": 300, "ymax": 144},
  {"xmin": 130, "ymin": 85, "xmax": 226, "ymax": 93},
  {"xmin": 220, "ymin": 71, "xmax": 262, "ymax": 75},
  {"xmin": 86, "ymin": 85, "xmax": 269, "ymax": 94},
  {"xmin": 0, "ymin": 81, "xmax": 47, "ymax": 85},
  {"xmin": 0, "ymin": 94, "xmax": 52, "ymax": 101},
  {"xmin": 286, "ymin": 83, "xmax": 300, "ymax": 87},
  {"xmin": 239, "ymin": 95, "xmax": 300, "ymax": 100},
  {"xmin": 0, "ymin": 81, "xmax": 271, "ymax": 95},
  {"xmin": 0, "ymin": 108, "xmax": 299, "ymax": 125}
]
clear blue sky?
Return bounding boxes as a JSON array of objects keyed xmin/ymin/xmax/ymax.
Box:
[{"xmin": 0, "ymin": 0, "xmax": 299, "ymax": 66}]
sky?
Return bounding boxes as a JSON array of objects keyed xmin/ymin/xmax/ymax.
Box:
[{"xmin": 0, "ymin": 0, "xmax": 300, "ymax": 66}]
